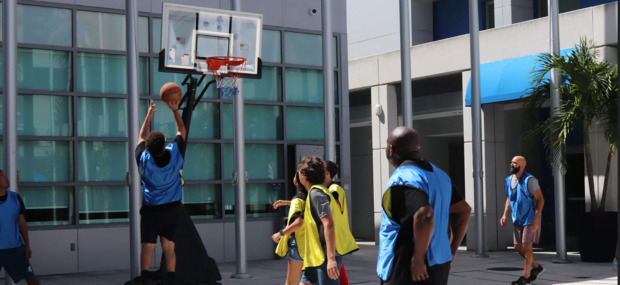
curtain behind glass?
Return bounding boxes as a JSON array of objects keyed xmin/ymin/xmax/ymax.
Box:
[
  {"xmin": 78, "ymin": 141, "xmax": 127, "ymax": 181},
  {"xmin": 223, "ymin": 143, "xmax": 283, "ymax": 180},
  {"xmin": 20, "ymin": 186, "xmax": 73, "ymax": 226},
  {"xmin": 79, "ymin": 185, "xmax": 129, "ymax": 224},
  {"xmin": 17, "ymin": 5, "xmax": 71, "ymax": 46},
  {"xmin": 77, "ymin": 53, "xmax": 126, "ymax": 94},
  {"xmin": 18, "ymin": 94, "xmax": 71, "ymax": 136},
  {"xmin": 286, "ymin": 106, "xmax": 324, "ymax": 141},
  {"xmin": 223, "ymin": 104, "xmax": 282, "ymax": 140},
  {"xmin": 224, "ymin": 183, "xmax": 282, "ymax": 218}
]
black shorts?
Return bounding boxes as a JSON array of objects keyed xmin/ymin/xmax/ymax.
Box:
[
  {"xmin": 140, "ymin": 202, "xmax": 182, "ymax": 244},
  {"xmin": 381, "ymin": 244, "xmax": 451, "ymax": 285}
]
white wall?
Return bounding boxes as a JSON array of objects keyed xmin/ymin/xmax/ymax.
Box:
[{"xmin": 349, "ymin": 2, "xmax": 618, "ymax": 90}]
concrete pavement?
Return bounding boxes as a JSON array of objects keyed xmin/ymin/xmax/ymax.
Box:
[{"xmin": 5, "ymin": 242, "xmax": 618, "ymax": 284}]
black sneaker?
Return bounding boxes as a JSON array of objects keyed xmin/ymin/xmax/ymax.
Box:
[
  {"xmin": 511, "ymin": 276, "xmax": 530, "ymax": 285},
  {"xmin": 528, "ymin": 265, "xmax": 545, "ymax": 281}
]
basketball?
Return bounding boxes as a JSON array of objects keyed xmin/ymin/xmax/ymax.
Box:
[{"xmin": 160, "ymin": 82, "xmax": 182, "ymax": 103}]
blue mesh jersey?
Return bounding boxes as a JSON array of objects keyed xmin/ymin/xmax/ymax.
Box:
[
  {"xmin": 139, "ymin": 142, "xmax": 184, "ymax": 205},
  {"xmin": 377, "ymin": 163, "xmax": 452, "ymax": 281},
  {"xmin": 505, "ymin": 172, "xmax": 536, "ymax": 227},
  {"xmin": 0, "ymin": 191, "xmax": 24, "ymax": 249}
]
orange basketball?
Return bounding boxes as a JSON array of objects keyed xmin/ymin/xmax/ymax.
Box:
[{"xmin": 159, "ymin": 82, "xmax": 182, "ymax": 103}]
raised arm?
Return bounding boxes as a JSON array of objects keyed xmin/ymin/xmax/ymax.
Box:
[
  {"xmin": 138, "ymin": 100, "xmax": 156, "ymax": 145},
  {"xmin": 165, "ymin": 99, "xmax": 186, "ymax": 141}
]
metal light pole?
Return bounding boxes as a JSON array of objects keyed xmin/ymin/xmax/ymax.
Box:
[
  {"xmin": 230, "ymin": 0, "xmax": 251, "ymax": 279},
  {"xmin": 125, "ymin": 0, "xmax": 142, "ymax": 278},
  {"xmin": 548, "ymin": 0, "xmax": 570, "ymax": 264},
  {"xmin": 323, "ymin": 0, "xmax": 336, "ymax": 161},
  {"xmin": 3, "ymin": 0, "xmax": 17, "ymax": 284},
  {"xmin": 399, "ymin": 0, "xmax": 413, "ymax": 127},
  {"xmin": 468, "ymin": 0, "xmax": 487, "ymax": 258}
]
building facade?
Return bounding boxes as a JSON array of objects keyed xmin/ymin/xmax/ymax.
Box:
[
  {"xmin": 348, "ymin": 0, "xmax": 618, "ymax": 250},
  {"xmin": 0, "ymin": 0, "xmax": 350, "ymax": 276}
]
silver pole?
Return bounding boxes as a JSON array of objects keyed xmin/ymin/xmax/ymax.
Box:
[
  {"xmin": 548, "ymin": 0, "xmax": 570, "ymax": 264},
  {"xmin": 399, "ymin": 0, "xmax": 413, "ymax": 128},
  {"xmin": 2, "ymin": 0, "xmax": 17, "ymax": 283},
  {"xmin": 617, "ymin": 0, "xmax": 620, "ymax": 274},
  {"xmin": 322, "ymin": 0, "xmax": 336, "ymax": 161},
  {"xmin": 126, "ymin": 0, "xmax": 142, "ymax": 277},
  {"xmin": 468, "ymin": 0, "xmax": 487, "ymax": 258},
  {"xmin": 3, "ymin": 0, "xmax": 17, "ymax": 284},
  {"xmin": 617, "ymin": 0, "xmax": 620, "ymax": 272},
  {"xmin": 230, "ymin": 0, "xmax": 251, "ymax": 279}
]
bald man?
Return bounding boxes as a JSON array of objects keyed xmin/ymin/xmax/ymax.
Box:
[
  {"xmin": 501, "ymin": 156, "xmax": 545, "ymax": 285},
  {"xmin": 377, "ymin": 127, "xmax": 469, "ymax": 285}
]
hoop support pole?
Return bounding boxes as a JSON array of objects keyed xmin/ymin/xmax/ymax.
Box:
[
  {"xmin": 181, "ymin": 76, "xmax": 198, "ymax": 136},
  {"xmin": 194, "ymin": 79, "xmax": 216, "ymax": 110}
]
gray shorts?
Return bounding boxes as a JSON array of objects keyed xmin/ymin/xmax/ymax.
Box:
[{"xmin": 513, "ymin": 221, "xmax": 541, "ymax": 245}]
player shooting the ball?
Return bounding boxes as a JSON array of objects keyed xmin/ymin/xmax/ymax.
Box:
[{"xmin": 135, "ymin": 83, "xmax": 186, "ymax": 285}]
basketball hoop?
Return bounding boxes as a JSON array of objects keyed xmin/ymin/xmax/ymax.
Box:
[{"xmin": 206, "ymin": 56, "xmax": 247, "ymax": 99}]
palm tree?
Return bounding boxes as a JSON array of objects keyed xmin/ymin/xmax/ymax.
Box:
[{"xmin": 521, "ymin": 39, "xmax": 618, "ymax": 212}]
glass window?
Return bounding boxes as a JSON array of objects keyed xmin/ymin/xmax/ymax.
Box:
[
  {"xmin": 79, "ymin": 185, "xmax": 129, "ymax": 224},
  {"xmin": 152, "ymin": 58, "xmax": 218, "ymax": 99},
  {"xmin": 21, "ymin": 186, "xmax": 73, "ymax": 226},
  {"xmin": 284, "ymin": 32, "xmax": 321, "ymax": 66},
  {"xmin": 332, "ymin": 36, "xmax": 338, "ymax": 68},
  {"xmin": 242, "ymin": 66, "xmax": 281, "ymax": 101},
  {"xmin": 262, "ymin": 29, "xmax": 281, "ymax": 63},
  {"xmin": 139, "ymin": 56, "xmax": 149, "ymax": 95},
  {"xmin": 152, "ymin": 99, "xmax": 182, "ymax": 139},
  {"xmin": 78, "ymin": 141, "xmax": 127, "ymax": 181},
  {"xmin": 19, "ymin": 140, "xmax": 73, "ymax": 182},
  {"xmin": 286, "ymin": 106, "xmax": 324, "ymax": 141},
  {"xmin": 224, "ymin": 143, "xmax": 283, "ymax": 180},
  {"xmin": 224, "ymin": 183, "xmax": 283, "ymax": 218},
  {"xmin": 18, "ymin": 5, "xmax": 71, "ymax": 46},
  {"xmin": 18, "ymin": 94, "xmax": 71, "ymax": 136},
  {"xmin": 77, "ymin": 97, "xmax": 127, "ymax": 137},
  {"xmin": 186, "ymin": 102, "xmax": 219, "ymax": 139},
  {"xmin": 285, "ymin": 68, "xmax": 323, "ymax": 103},
  {"xmin": 223, "ymin": 104, "xmax": 282, "ymax": 140},
  {"xmin": 153, "ymin": 18, "xmax": 162, "ymax": 53},
  {"xmin": 183, "ymin": 143, "xmax": 220, "ymax": 180},
  {"xmin": 76, "ymin": 11, "xmax": 125, "ymax": 51},
  {"xmin": 138, "ymin": 16, "xmax": 149, "ymax": 53},
  {"xmin": 18, "ymin": 48, "xmax": 72, "ymax": 92},
  {"xmin": 77, "ymin": 53, "xmax": 126, "ymax": 94},
  {"xmin": 183, "ymin": 184, "xmax": 221, "ymax": 219}
]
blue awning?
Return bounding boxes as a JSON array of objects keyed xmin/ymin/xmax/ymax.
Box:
[{"xmin": 465, "ymin": 49, "xmax": 573, "ymax": 106}]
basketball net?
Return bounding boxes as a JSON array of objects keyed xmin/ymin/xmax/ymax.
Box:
[{"xmin": 206, "ymin": 56, "xmax": 247, "ymax": 99}]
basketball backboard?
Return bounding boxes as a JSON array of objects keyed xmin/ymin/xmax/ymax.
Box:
[{"xmin": 160, "ymin": 3, "xmax": 262, "ymax": 78}]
